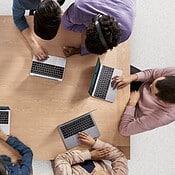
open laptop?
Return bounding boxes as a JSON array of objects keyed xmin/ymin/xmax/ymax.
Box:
[
  {"xmin": 88, "ymin": 58, "xmax": 122, "ymax": 103},
  {"xmin": 57, "ymin": 110, "xmax": 100, "ymax": 149},
  {"xmin": 0, "ymin": 106, "xmax": 10, "ymax": 135},
  {"xmin": 30, "ymin": 55, "xmax": 66, "ymax": 81}
]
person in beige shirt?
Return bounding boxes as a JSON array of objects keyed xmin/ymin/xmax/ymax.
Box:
[{"xmin": 53, "ymin": 132, "xmax": 128, "ymax": 175}]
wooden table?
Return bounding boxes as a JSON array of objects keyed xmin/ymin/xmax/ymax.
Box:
[{"xmin": 0, "ymin": 16, "xmax": 130, "ymax": 160}]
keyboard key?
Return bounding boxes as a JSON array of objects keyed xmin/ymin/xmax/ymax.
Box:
[
  {"xmin": 94, "ymin": 66, "xmax": 114, "ymax": 99},
  {"xmin": 0, "ymin": 111, "xmax": 9, "ymax": 124},
  {"xmin": 31, "ymin": 61, "xmax": 64, "ymax": 79},
  {"xmin": 60, "ymin": 115, "xmax": 95, "ymax": 139}
]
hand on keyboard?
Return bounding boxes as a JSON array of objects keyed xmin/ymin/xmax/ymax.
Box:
[
  {"xmin": 111, "ymin": 74, "xmax": 138, "ymax": 89},
  {"xmin": 78, "ymin": 132, "xmax": 96, "ymax": 147}
]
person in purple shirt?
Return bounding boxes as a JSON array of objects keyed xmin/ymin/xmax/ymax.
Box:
[
  {"xmin": 61, "ymin": 0, "xmax": 136, "ymax": 57},
  {"xmin": 0, "ymin": 129, "xmax": 33, "ymax": 175},
  {"xmin": 12, "ymin": 0, "xmax": 64, "ymax": 60},
  {"xmin": 111, "ymin": 67, "xmax": 175, "ymax": 136}
]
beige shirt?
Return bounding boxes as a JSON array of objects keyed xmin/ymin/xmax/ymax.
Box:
[{"xmin": 54, "ymin": 139, "xmax": 128, "ymax": 175}]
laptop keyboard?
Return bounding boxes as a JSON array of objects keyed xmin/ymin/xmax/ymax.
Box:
[
  {"xmin": 0, "ymin": 111, "xmax": 9, "ymax": 124},
  {"xmin": 94, "ymin": 66, "xmax": 114, "ymax": 99},
  {"xmin": 31, "ymin": 61, "xmax": 64, "ymax": 79},
  {"xmin": 60, "ymin": 115, "xmax": 95, "ymax": 139}
]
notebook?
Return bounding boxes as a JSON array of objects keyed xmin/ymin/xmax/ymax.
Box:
[
  {"xmin": 0, "ymin": 106, "xmax": 10, "ymax": 135},
  {"xmin": 30, "ymin": 55, "xmax": 66, "ymax": 81},
  {"xmin": 88, "ymin": 58, "xmax": 122, "ymax": 103},
  {"xmin": 57, "ymin": 110, "xmax": 100, "ymax": 149}
]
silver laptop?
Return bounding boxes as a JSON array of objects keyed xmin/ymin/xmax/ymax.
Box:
[
  {"xmin": 57, "ymin": 111, "xmax": 100, "ymax": 149},
  {"xmin": 88, "ymin": 58, "xmax": 122, "ymax": 103},
  {"xmin": 30, "ymin": 55, "xmax": 66, "ymax": 81},
  {"xmin": 0, "ymin": 106, "xmax": 10, "ymax": 135}
]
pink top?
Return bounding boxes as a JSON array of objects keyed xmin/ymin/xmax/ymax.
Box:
[
  {"xmin": 54, "ymin": 139, "xmax": 128, "ymax": 175},
  {"xmin": 119, "ymin": 67, "xmax": 175, "ymax": 136}
]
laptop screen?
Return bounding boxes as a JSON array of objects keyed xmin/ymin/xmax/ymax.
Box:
[{"xmin": 88, "ymin": 58, "xmax": 101, "ymax": 94}]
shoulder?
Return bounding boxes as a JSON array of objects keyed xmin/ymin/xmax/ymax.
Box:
[{"xmin": 13, "ymin": 0, "xmax": 39, "ymax": 9}]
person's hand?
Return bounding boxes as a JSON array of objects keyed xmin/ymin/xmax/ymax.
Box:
[
  {"xmin": 78, "ymin": 132, "xmax": 95, "ymax": 147},
  {"xmin": 32, "ymin": 44, "xmax": 48, "ymax": 61},
  {"xmin": 90, "ymin": 148, "xmax": 110, "ymax": 160},
  {"xmin": 0, "ymin": 129, "xmax": 9, "ymax": 141},
  {"xmin": 63, "ymin": 46, "xmax": 80, "ymax": 57},
  {"xmin": 111, "ymin": 74, "xmax": 138, "ymax": 89},
  {"xmin": 128, "ymin": 91, "xmax": 140, "ymax": 106}
]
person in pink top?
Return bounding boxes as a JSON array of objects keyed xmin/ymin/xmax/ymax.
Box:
[
  {"xmin": 53, "ymin": 132, "xmax": 128, "ymax": 175},
  {"xmin": 111, "ymin": 67, "xmax": 175, "ymax": 136}
]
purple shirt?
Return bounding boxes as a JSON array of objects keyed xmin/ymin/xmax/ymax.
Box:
[
  {"xmin": 61, "ymin": 0, "xmax": 136, "ymax": 55},
  {"xmin": 119, "ymin": 67, "xmax": 175, "ymax": 136}
]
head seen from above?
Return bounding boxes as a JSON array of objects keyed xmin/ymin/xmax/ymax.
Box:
[
  {"xmin": 85, "ymin": 14, "xmax": 121, "ymax": 55},
  {"xmin": 34, "ymin": 0, "xmax": 62, "ymax": 40},
  {"xmin": 150, "ymin": 76, "xmax": 175, "ymax": 103}
]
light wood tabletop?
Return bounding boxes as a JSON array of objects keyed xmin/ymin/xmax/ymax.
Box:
[{"xmin": 0, "ymin": 16, "xmax": 130, "ymax": 160}]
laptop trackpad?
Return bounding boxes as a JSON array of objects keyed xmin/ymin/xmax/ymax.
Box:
[{"xmin": 64, "ymin": 135, "xmax": 79, "ymax": 149}]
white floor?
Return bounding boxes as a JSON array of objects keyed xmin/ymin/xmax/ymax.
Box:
[{"xmin": 1, "ymin": 1, "xmax": 175, "ymax": 175}]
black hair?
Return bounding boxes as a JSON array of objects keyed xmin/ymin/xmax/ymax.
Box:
[
  {"xmin": 155, "ymin": 76, "xmax": 175, "ymax": 103},
  {"xmin": 34, "ymin": 0, "xmax": 62, "ymax": 40},
  {"xmin": 85, "ymin": 14, "xmax": 121, "ymax": 55},
  {"xmin": 0, "ymin": 158, "xmax": 6, "ymax": 175}
]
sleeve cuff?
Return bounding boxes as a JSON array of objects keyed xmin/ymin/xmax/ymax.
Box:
[
  {"xmin": 6, "ymin": 136, "xmax": 17, "ymax": 145},
  {"xmin": 136, "ymin": 72, "xmax": 145, "ymax": 81},
  {"xmin": 80, "ymin": 45, "xmax": 90, "ymax": 55},
  {"xmin": 92, "ymin": 139, "xmax": 104, "ymax": 149},
  {"xmin": 81, "ymin": 150, "xmax": 91, "ymax": 160}
]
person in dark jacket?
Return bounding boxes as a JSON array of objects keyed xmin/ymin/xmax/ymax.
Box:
[{"xmin": 0, "ymin": 128, "xmax": 33, "ymax": 175}]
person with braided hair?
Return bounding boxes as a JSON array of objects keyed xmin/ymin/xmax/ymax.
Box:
[{"xmin": 61, "ymin": 0, "xmax": 136, "ymax": 57}]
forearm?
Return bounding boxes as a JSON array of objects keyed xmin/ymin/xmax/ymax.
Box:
[
  {"xmin": 6, "ymin": 136, "xmax": 32, "ymax": 156},
  {"xmin": 119, "ymin": 106, "xmax": 136, "ymax": 136},
  {"xmin": 136, "ymin": 67, "xmax": 175, "ymax": 82},
  {"xmin": 93, "ymin": 139, "xmax": 128, "ymax": 175},
  {"xmin": 92, "ymin": 139, "xmax": 125, "ymax": 160},
  {"xmin": 119, "ymin": 106, "xmax": 163, "ymax": 136},
  {"xmin": 130, "ymin": 73, "xmax": 138, "ymax": 82},
  {"xmin": 21, "ymin": 28, "xmax": 39, "ymax": 50}
]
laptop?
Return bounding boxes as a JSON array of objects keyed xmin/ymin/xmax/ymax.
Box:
[
  {"xmin": 30, "ymin": 55, "xmax": 66, "ymax": 81},
  {"xmin": 0, "ymin": 106, "xmax": 10, "ymax": 135},
  {"xmin": 88, "ymin": 58, "xmax": 122, "ymax": 103},
  {"xmin": 57, "ymin": 110, "xmax": 100, "ymax": 149}
]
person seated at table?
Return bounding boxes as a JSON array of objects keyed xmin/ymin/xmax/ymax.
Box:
[
  {"xmin": 111, "ymin": 67, "xmax": 175, "ymax": 136},
  {"xmin": 12, "ymin": 0, "xmax": 65, "ymax": 60},
  {"xmin": 0, "ymin": 129, "xmax": 33, "ymax": 175},
  {"xmin": 61, "ymin": 0, "xmax": 136, "ymax": 57},
  {"xmin": 53, "ymin": 131, "xmax": 128, "ymax": 175}
]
